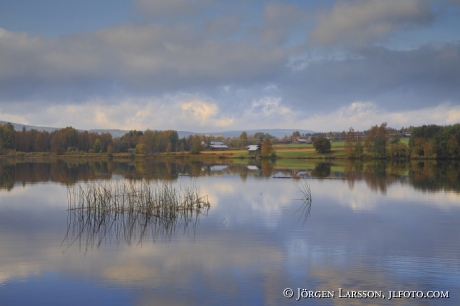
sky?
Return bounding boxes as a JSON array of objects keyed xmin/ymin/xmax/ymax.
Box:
[{"xmin": 0, "ymin": 0, "xmax": 459, "ymax": 133}]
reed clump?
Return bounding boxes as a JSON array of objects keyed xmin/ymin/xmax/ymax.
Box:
[
  {"xmin": 67, "ymin": 180, "xmax": 210, "ymax": 215},
  {"xmin": 64, "ymin": 180, "xmax": 210, "ymax": 250}
]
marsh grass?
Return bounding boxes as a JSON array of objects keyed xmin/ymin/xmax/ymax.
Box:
[{"xmin": 63, "ymin": 180, "xmax": 210, "ymax": 252}]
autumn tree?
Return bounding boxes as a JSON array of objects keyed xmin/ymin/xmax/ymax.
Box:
[
  {"xmin": 107, "ymin": 143, "xmax": 115, "ymax": 154},
  {"xmin": 446, "ymin": 134, "xmax": 459, "ymax": 158},
  {"xmin": 261, "ymin": 137, "xmax": 274, "ymax": 157},
  {"xmin": 364, "ymin": 123, "xmax": 388, "ymax": 153},
  {"xmin": 388, "ymin": 142, "xmax": 410, "ymax": 158},
  {"xmin": 344, "ymin": 127, "xmax": 355, "ymax": 158}
]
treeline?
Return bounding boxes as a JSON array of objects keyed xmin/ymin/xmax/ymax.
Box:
[
  {"xmin": 0, "ymin": 123, "xmax": 202, "ymax": 154},
  {"xmin": 410, "ymin": 124, "xmax": 460, "ymax": 158},
  {"xmin": 344, "ymin": 123, "xmax": 460, "ymax": 159}
]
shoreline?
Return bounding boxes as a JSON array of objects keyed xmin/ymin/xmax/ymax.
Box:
[{"xmin": 0, "ymin": 151, "xmax": 456, "ymax": 161}]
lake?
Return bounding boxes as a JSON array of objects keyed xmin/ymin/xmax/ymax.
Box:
[{"xmin": 0, "ymin": 159, "xmax": 459, "ymax": 305}]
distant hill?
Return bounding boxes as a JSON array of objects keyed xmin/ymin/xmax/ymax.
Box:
[
  {"xmin": 0, "ymin": 121, "xmax": 314, "ymax": 139},
  {"xmin": 0, "ymin": 120, "xmax": 60, "ymax": 134},
  {"xmin": 0, "ymin": 120, "xmax": 129, "ymax": 138},
  {"xmin": 198, "ymin": 129, "xmax": 315, "ymax": 138}
]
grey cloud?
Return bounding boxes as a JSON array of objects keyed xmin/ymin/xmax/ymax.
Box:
[
  {"xmin": 310, "ymin": 0, "xmax": 434, "ymax": 47},
  {"xmin": 0, "ymin": 24, "xmax": 286, "ymax": 102},
  {"xmin": 135, "ymin": 0, "xmax": 217, "ymax": 20},
  {"xmin": 281, "ymin": 41, "xmax": 460, "ymax": 112},
  {"xmin": 259, "ymin": 2, "xmax": 310, "ymax": 45}
]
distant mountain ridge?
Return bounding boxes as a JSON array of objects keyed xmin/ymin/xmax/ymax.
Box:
[
  {"xmin": 201, "ymin": 129, "xmax": 315, "ymax": 138},
  {"xmin": 0, "ymin": 121, "xmax": 314, "ymax": 138}
]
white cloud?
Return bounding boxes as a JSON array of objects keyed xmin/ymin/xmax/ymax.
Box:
[
  {"xmin": 3, "ymin": 96, "xmax": 459, "ymax": 133},
  {"xmin": 180, "ymin": 99, "xmax": 234, "ymax": 127},
  {"xmin": 250, "ymin": 97, "xmax": 292, "ymax": 117},
  {"xmin": 301, "ymin": 101, "xmax": 460, "ymax": 131},
  {"xmin": 0, "ymin": 94, "xmax": 235, "ymax": 131}
]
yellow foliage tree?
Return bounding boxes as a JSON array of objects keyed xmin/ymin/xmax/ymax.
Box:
[{"xmin": 261, "ymin": 137, "xmax": 274, "ymax": 157}]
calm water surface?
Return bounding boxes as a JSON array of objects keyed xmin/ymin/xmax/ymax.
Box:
[{"xmin": 0, "ymin": 159, "xmax": 459, "ymax": 305}]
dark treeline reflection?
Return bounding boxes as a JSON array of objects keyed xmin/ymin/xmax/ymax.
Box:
[{"xmin": 1, "ymin": 158, "xmax": 459, "ymax": 193}]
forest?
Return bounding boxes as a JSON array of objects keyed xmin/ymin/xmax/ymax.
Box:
[
  {"xmin": 0, "ymin": 123, "xmax": 194, "ymax": 155},
  {"xmin": 0, "ymin": 122, "xmax": 459, "ymax": 159}
]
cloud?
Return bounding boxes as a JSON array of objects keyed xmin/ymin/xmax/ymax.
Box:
[
  {"xmin": 310, "ymin": 0, "xmax": 434, "ymax": 47},
  {"xmin": 259, "ymin": 2, "xmax": 309, "ymax": 45},
  {"xmin": 250, "ymin": 97, "xmax": 291, "ymax": 117},
  {"xmin": 180, "ymin": 99, "xmax": 234, "ymax": 127},
  {"xmin": 0, "ymin": 24, "xmax": 286, "ymax": 100},
  {"xmin": 0, "ymin": 1, "xmax": 459, "ymax": 132},
  {"xmin": 135, "ymin": 0, "xmax": 216, "ymax": 20},
  {"xmin": 283, "ymin": 42, "xmax": 460, "ymax": 113},
  {"xmin": 0, "ymin": 94, "xmax": 236, "ymax": 131},
  {"xmin": 302, "ymin": 101, "xmax": 460, "ymax": 131}
]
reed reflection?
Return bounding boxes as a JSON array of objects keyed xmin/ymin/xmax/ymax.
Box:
[
  {"xmin": 294, "ymin": 180, "xmax": 312, "ymax": 225},
  {"xmin": 63, "ymin": 180, "xmax": 210, "ymax": 252}
]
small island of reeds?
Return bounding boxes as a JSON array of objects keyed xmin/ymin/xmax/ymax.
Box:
[{"xmin": 64, "ymin": 180, "xmax": 211, "ymax": 250}]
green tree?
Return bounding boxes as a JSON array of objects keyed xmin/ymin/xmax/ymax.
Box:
[
  {"xmin": 190, "ymin": 136, "xmax": 202, "ymax": 154},
  {"xmin": 372, "ymin": 136, "xmax": 386, "ymax": 157},
  {"xmin": 354, "ymin": 141, "xmax": 364, "ymax": 158},
  {"xmin": 313, "ymin": 136, "xmax": 331, "ymax": 154},
  {"xmin": 134, "ymin": 143, "xmax": 146, "ymax": 154},
  {"xmin": 93, "ymin": 139, "xmax": 102, "ymax": 153},
  {"xmin": 239, "ymin": 131, "xmax": 248, "ymax": 147},
  {"xmin": 446, "ymin": 134, "xmax": 459, "ymax": 158},
  {"xmin": 365, "ymin": 122, "xmax": 388, "ymax": 153}
]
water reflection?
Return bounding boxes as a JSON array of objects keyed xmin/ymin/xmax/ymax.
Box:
[
  {"xmin": 1, "ymin": 158, "xmax": 460, "ymax": 194},
  {"xmin": 0, "ymin": 165, "xmax": 460, "ymax": 305},
  {"xmin": 313, "ymin": 163, "xmax": 331, "ymax": 178}
]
